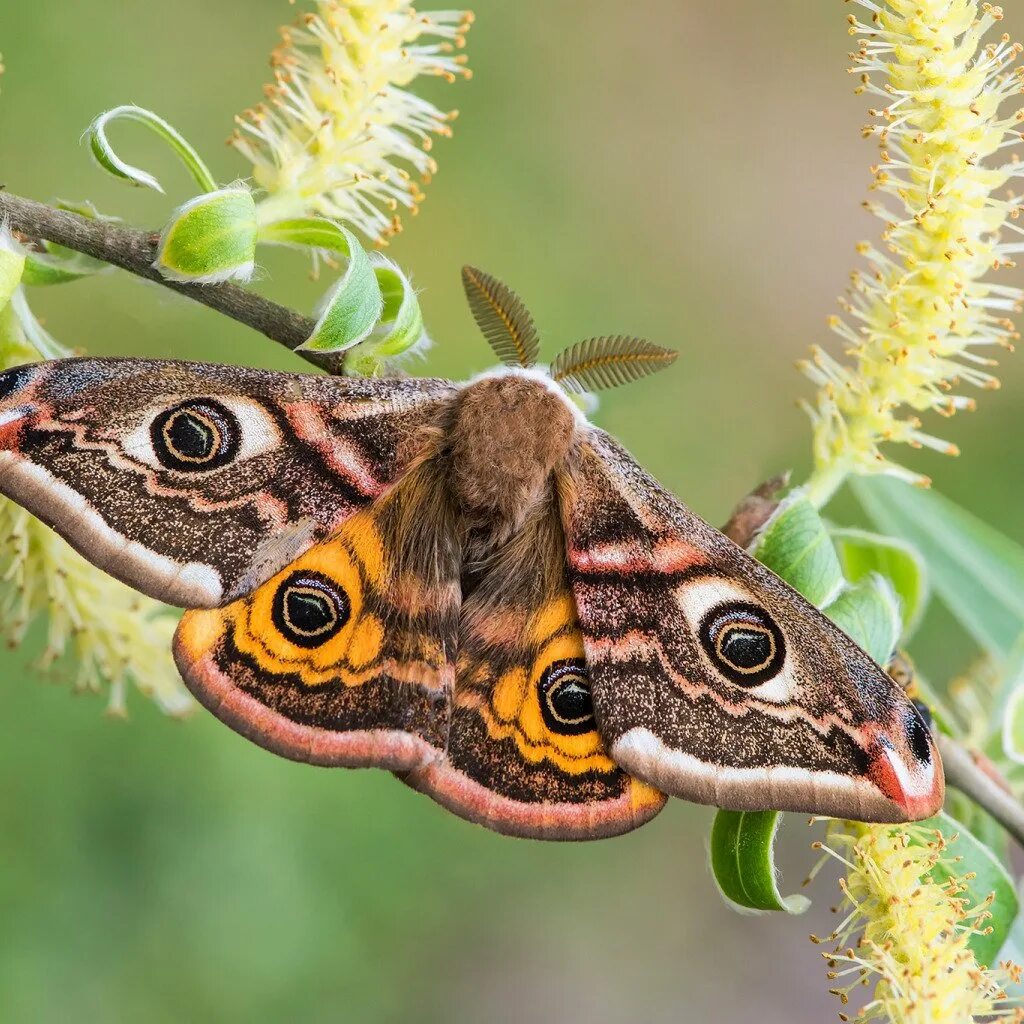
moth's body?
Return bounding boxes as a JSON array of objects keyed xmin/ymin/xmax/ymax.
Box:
[
  {"xmin": 449, "ymin": 368, "xmax": 577, "ymax": 543},
  {"xmin": 0, "ymin": 268, "xmax": 944, "ymax": 840}
]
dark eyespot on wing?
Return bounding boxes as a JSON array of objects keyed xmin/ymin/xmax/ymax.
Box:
[
  {"xmin": 911, "ymin": 698, "xmax": 932, "ymax": 730},
  {"xmin": 151, "ymin": 399, "xmax": 240, "ymax": 472},
  {"xmin": 538, "ymin": 659, "xmax": 595, "ymax": 735},
  {"xmin": 272, "ymin": 571, "xmax": 350, "ymax": 647},
  {"xmin": 700, "ymin": 602, "xmax": 785, "ymax": 686}
]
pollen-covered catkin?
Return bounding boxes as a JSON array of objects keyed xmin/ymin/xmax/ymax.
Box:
[
  {"xmin": 231, "ymin": 1, "xmax": 473, "ymax": 245},
  {"xmin": 802, "ymin": 0, "xmax": 1024, "ymax": 502}
]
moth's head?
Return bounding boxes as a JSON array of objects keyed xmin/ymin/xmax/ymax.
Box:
[{"xmin": 460, "ymin": 265, "xmax": 677, "ymax": 401}]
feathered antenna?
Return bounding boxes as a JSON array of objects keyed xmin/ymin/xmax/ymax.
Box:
[
  {"xmin": 461, "ymin": 265, "xmax": 540, "ymax": 368},
  {"xmin": 550, "ymin": 336, "xmax": 677, "ymax": 393},
  {"xmin": 461, "ymin": 266, "xmax": 677, "ymax": 391}
]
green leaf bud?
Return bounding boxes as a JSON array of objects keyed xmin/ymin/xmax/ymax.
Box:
[{"xmin": 155, "ymin": 187, "xmax": 258, "ymax": 284}]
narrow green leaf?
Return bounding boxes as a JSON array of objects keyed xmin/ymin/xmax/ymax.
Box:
[
  {"xmin": 854, "ymin": 477, "xmax": 1024, "ymax": 659},
  {"xmin": 999, "ymin": 635, "xmax": 1024, "ymax": 765},
  {"xmin": 86, "ymin": 105, "xmax": 217, "ymax": 194},
  {"xmin": 22, "ymin": 251, "xmax": 111, "ymax": 286},
  {"xmin": 263, "ymin": 221, "xmax": 426, "ymax": 368},
  {"xmin": 367, "ymin": 258, "xmax": 425, "ymax": 357},
  {"xmin": 752, "ymin": 494, "xmax": 845, "ymax": 607},
  {"xmin": 155, "ymin": 187, "xmax": 258, "ymax": 284},
  {"xmin": 832, "ymin": 527, "xmax": 928, "ymax": 638},
  {"xmin": 927, "ymin": 811, "xmax": 1019, "ymax": 967},
  {"xmin": 257, "ymin": 217, "xmax": 352, "ymax": 252},
  {"xmin": 824, "ymin": 576, "xmax": 901, "ymax": 666},
  {"xmin": 710, "ymin": 810, "xmax": 810, "ymax": 914},
  {"xmin": 300, "ymin": 229, "xmax": 383, "ymax": 354}
]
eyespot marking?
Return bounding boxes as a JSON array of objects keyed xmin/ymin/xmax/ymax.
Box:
[
  {"xmin": 700, "ymin": 602, "xmax": 786, "ymax": 687},
  {"xmin": 538, "ymin": 659, "xmax": 596, "ymax": 735},
  {"xmin": 151, "ymin": 399, "xmax": 240, "ymax": 473},
  {"xmin": 272, "ymin": 571, "xmax": 350, "ymax": 648}
]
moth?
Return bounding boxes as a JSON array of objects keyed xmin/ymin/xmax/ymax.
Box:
[{"xmin": 0, "ymin": 267, "xmax": 943, "ymax": 839}]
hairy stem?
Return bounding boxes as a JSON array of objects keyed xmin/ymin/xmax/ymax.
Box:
[{"xmin": 0, "ymin": 190, "xmax": 342, "ymax": 373}]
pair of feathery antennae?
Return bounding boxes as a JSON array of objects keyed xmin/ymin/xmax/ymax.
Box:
[{"xmin": 461, "ymin": 266, "xmax": 678, "ymax": 394}]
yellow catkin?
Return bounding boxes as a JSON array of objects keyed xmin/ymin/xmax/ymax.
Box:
[
  {"xmin": 231, "ymin": 0, "xmax": 473, "ymax": 245},
  {"xmin": 815, "ymin": 820, "xmax": 1023, "ymax": 1024},
  {"xmin": 802, "ymin": 0, "xmax": 1023, "ymax": 503}
]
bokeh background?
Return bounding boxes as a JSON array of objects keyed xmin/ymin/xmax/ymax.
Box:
[{"xmin": 2, "ymin": 3, "xmax": 1023, "ymax": 1022}]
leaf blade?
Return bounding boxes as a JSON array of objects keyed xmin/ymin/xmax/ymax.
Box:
[
  {"xmin": 853, "ymin": 477, "xmax": 1024, "ymax": 658},
  {"xmin": 824, "ymin": 575, "xmax": 902, "ymax": 666},
  {"xmin": 832, "ymin": 527, "xmax": 929, "ymax": 639},
  {"xmin": 710, "ymin": 810, "xmax": 810, "ymax": 914},
  {"xmin": 753, "ymin": 494, "xmax": 846, "ymax": 608},
  {"xmin": 85, "ymin": 105, "xmax": 217, "ymax": 194},
  {"xmin": 299, "ymin": 227, "xmax": 383, "ymax": 354}
]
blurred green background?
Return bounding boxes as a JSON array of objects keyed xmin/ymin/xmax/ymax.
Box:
[{"xmin": 2, "ymin": 3, "xmax": 1022, "ymax": 1022}]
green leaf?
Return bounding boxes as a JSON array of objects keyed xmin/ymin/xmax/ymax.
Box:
[
  {"xmin": 370, "ymin": 258, "xmax": 425, "ymax": 357},
  {"xmin": 832, "ymin": 527, "xmax": 928, "ymax": 638},
  {"xmin": 155, "ymin": 187, "xmax": 258, "ymax": 284},
  {"xmin": 301, "ymin": 233, "xmax": 383, "ymax": 355},
  {"xmin": 0, "ymin": 233, "xmax": 26, "ymax": 310},
  {"xmin": 824, "ymin": 575, "xmax": 901, "ymax": 666},
  {"xmin": 86, "ymin": 105, "xmax": 218, "ymax": 194},
  {"xmin": 927, "ymin": 811, "xmax": 1019, "ymax": 967},
  {"xmin": 261, "ymin": 217, "xmax": 388, "ymax": 357},
  {"xmin": 999, "ymin": 635, "xmax": 1024, "ymax": 765},
  {"xmin": 710, "ymin": 810, "xmax": 810, "ymax": 914},
  {"xmin": 260, "ymin": 221, "xmax": 425, "ymax": 368},
  {"xmin": 854, "ymin": 476, "xmax": 1024, "ymax": 659},
  {"xmin": 22, "ymin": 251, "xmax": 111, "ymax": 286},
  {"xmin": 257, "ymin": 217, "xmax": 353, "ymax": 252},
  {"xmin": 752, "ymin": 494, "xmax": 845, "ymax": 607}
]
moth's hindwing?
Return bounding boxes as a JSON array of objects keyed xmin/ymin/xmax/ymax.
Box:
[
  {"xmin": 173, "ymin": 463, "xmax": 460, "ymax": 771},
  {"xmin": 403, "ymin": 506, "xmax": 666, "ymax": 840},
  {"xmin": 0, "ymin": 358, "xmax": 454, "ymax": 608},
  {"xmin": 558, "ymin": 432, "xmax": 943, "ymax": 824}
]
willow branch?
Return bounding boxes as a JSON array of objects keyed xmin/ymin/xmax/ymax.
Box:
[
  {"xmin": 0, "ymin": 190, "xmax": 342, "ymax": 373},
  {"xmin": 937, "ymin": 733, "xmax": 1024, "ymax": 849}
]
